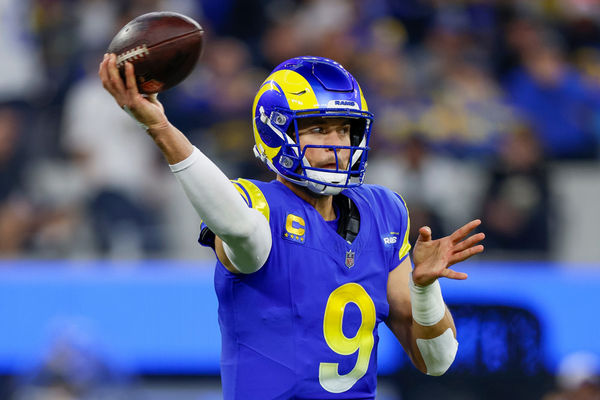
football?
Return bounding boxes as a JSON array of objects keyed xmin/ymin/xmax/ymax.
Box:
[{"xmin": 107, "ymin": 12, "xmax": 203, "ymax": 94}]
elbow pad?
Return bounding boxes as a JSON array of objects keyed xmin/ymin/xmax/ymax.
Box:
[{"xmin": 416, "ymin": 328, "xmax": 458, "ymax": 376}]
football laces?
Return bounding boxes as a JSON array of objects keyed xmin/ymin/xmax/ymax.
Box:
[{"xmin": 116, "ymin": 45, "xmax": 150, "ymax": 67}]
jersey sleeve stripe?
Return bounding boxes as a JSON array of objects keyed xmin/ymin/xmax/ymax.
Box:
[
  {"xmin": 395, "ymin": 192, "xmax": 411, "ymax": 260},
  {"xmin": 232, "ymin": 181, "xmax": 252, "ymax": 207},
  {"xmin": 232, "ymin": 178, "xmax": 271, "ymax": 222}
]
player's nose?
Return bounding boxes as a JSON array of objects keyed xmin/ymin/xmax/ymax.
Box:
[{"xmin": 323, "ymin": 129, "xmax": 347, "ymax": 147}]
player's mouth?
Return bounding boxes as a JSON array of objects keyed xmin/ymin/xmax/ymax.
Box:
[{"xmin": 319, "ymin": 162, "xmax": 343, "ymax": 170}]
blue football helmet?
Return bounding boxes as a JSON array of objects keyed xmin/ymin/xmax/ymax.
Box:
[{"xmin": 252, "ymin": 56, "xmax": 373, "ymax": 195}]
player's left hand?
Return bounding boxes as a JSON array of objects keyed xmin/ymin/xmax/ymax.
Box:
[{"xmin": 411, "ymin": 219, "xmax": 484, "ymax": 287}]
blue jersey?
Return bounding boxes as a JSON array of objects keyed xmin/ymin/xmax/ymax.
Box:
[{"xmin": 201, "ymin": 179, "xmax": 411, "ymax": 400}]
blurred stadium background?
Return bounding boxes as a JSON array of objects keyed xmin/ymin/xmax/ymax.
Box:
[{"xmin": 1, "ymin": 0, "xmax": 600, "ymax": 399}]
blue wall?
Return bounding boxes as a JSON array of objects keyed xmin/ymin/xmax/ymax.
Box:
[{"xmin": 0, "ymin": 260, "xmax": 598, "ymax": 375}]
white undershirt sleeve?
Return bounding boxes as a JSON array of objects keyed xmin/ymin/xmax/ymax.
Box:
[{"xmin": 169, "ymin": 146, "xmax": 272, "ymax": 273}]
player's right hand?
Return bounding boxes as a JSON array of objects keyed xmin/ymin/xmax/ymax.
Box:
[{"xmin": 98, "ymin": 53, "xmax": 169, "ymax": 132}]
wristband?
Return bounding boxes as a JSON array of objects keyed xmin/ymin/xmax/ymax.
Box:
[{"xmin": 409, "ymin": 273, "xmax": 446, "ymax": 326}]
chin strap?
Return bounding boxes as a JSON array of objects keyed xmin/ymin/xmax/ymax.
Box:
[{"xmin": 334, "ymin": 195, "xmax": 360, "ymax": 243}]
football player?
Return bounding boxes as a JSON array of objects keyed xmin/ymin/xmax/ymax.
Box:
[{"xmin": 99, "ymin": 53, "xmax": 484, "ymax": 399}]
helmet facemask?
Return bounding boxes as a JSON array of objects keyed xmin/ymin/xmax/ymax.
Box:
[{"xmin": 255, "ymin": 106, "xmax": 372, "ymax": 195}]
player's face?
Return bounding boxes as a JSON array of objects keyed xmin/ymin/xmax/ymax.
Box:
[{"xmin": 296, "ymin": 117, "xmax": 352, "ymax": 170}]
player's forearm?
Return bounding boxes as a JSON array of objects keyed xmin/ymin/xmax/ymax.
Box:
[
  {"xmin": 412, "ymin": 308, "xmax": 456, "ymax": 338},
  {"xmin": 147, "ymin": 121, "xmax": 195, "ymax": 165},
  {"xmin": 386, "ymin": 306, "xmax": 457, "ymax": 375},
  {"xmin": 411, "ymin": 308, "xmax": 457, "ymax": 372},
  {"xmin": 386, "ymin": 312, "xmax": 428, "ymax": 374},
  {"xmin": 409, "ymin": 277, "xmax": 459, "ymax": 376}
]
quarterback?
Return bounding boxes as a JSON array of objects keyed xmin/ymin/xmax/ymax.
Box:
[{"xmin": 99, "ymin": 53, "xmax": 484, "ymax": 399}]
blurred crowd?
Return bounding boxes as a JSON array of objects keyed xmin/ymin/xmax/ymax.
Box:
[{"xmin": 1, "ymin": 0, "xmax": 600, "ymax": 260}]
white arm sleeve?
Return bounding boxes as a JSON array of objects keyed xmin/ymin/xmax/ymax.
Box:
[{"xmin": 169, "ymin": 147, "xmax": 272, "ymax": 273}]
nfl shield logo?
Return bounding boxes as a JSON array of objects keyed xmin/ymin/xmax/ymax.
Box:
[{"xmin": 345, "ymin": 250, "xmax": 355, "ymax": 268}]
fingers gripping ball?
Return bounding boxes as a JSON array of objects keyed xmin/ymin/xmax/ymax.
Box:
[{"xmin": 107, "ymin": 12, "xmax": 203, "ymax": 94}]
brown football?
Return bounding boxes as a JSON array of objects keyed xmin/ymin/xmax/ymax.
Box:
[{"xmin": 107, "ymin": 12, "xmax": 203, "ymax": 94}]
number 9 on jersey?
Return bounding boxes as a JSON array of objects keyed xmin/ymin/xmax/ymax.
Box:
[{"xmin": 319, "ymin": 283, "xmax": 376, "ymax": 393}]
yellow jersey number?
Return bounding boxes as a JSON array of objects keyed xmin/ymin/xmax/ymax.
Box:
[{"xmin": 319, "ymin": 283, "xmax": 376, "ymax": 393}]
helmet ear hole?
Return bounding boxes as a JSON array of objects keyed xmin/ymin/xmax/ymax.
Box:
[
  {"xmin": 350, "ymin": 119, "xmax": 367, "ymax": 147},
  {"xmin": 285, "ymin": 122, "xmax": 298, "ymax": 140}
]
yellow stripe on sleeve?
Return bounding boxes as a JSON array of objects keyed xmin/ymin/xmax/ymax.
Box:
[
  {"xmin": 396, "ymin": 193, "xmax": 411, "ymax": 260},
  {"xmin": 231, "ymin": 179, "xmax": 270, "ymax": 222}
]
